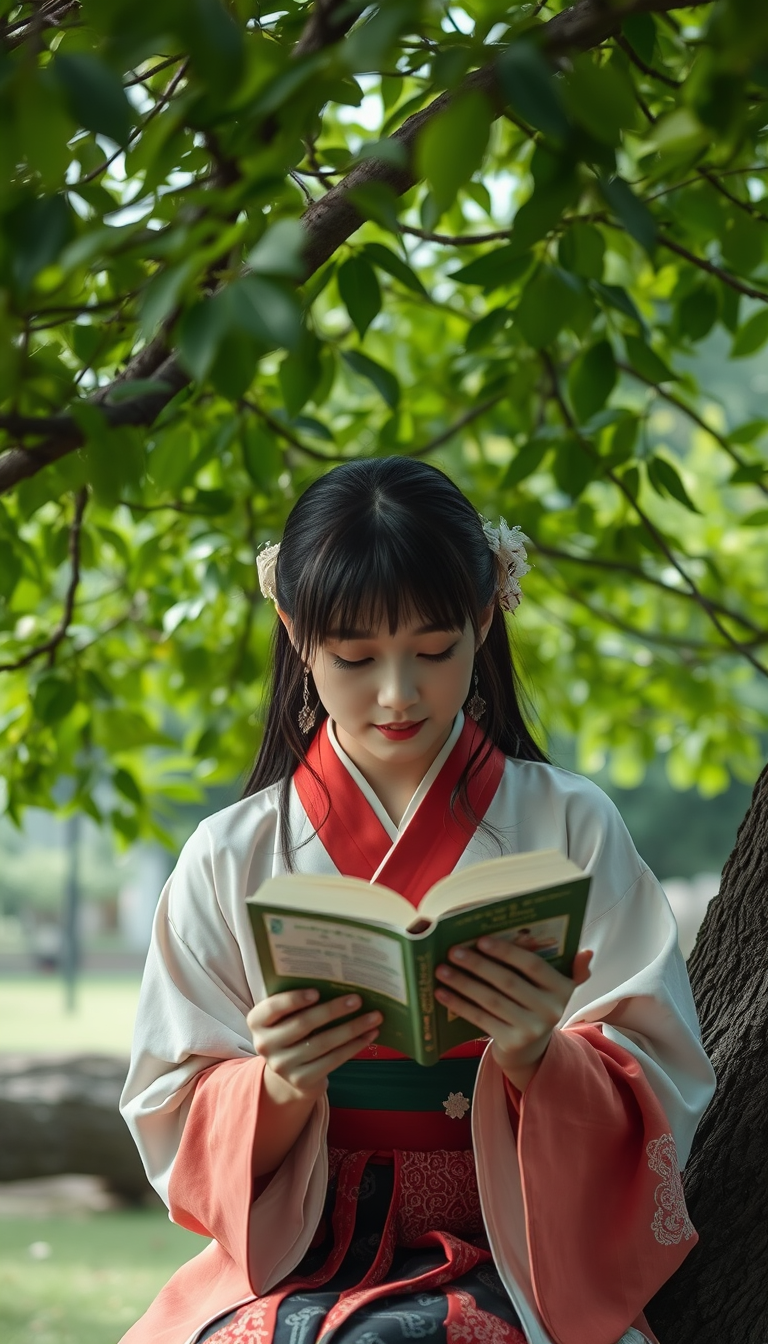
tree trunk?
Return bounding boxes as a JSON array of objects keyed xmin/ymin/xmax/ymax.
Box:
[
  {"xmin": 0, "ymin": 1053, "xmax": 152, "ymax": 1201},
  {"xmin": 646, "ymin": 763, "xmax": 768, "ymax": 1344}
]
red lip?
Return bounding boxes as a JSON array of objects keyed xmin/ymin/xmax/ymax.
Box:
[{"xmin": 375, "ymin": 720, "xmax": 425, "ymax": 740}]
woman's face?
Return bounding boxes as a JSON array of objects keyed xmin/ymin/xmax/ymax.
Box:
[{"xmin": 280, "ymin": 606, "xmax": 493, "ymax": 783}]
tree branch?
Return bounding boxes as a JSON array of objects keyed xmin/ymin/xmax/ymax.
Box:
[
  {"xmin": 542, "ymin": 351, "xmax": 768, "ymax": 677},
  {"xmin": 531, "ymin": 540, "xmax": 766, "ymax": 635},
  {"xmin": 0, "ymin": 0, "xmax": 710, "ymax": 497},
  {"xmin": 616, "ymin": 361, "xmax": 768, "ymax": 499},
  {"xmin": 0, "ymin": 488, "xmax": 88, "ymax": 673},
  {"xmin": 657, "ymin": 232, "xmax": 768, "ymax": 303}
]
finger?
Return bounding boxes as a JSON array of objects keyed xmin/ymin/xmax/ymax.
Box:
[
  {"xmin": 444, "ymin": 947, "xmax": 564, "ymax": 1017},
  {"xmin": 278, "ymin": 1010, "xmax": 381, "ymax": 1064},
  {"xmin": 475, "ymin": 937, "xmax": 574, "ymax": 993},
  {"xmin": 256, "ymin": 994, "xmax": 367, "ymax": 1052},
  {"xmin": 248, "ymin": 990, "xmax": 364, "ymax": 1041},
  {"xmin": 572, "ymin": 949, "xmax": 594, "ymax": 986},
  {"xmin": 435, "ymin": 962, "xmax": 540, "ymax": 1027},
  {"xmin": 247, "ymin": 988, "xmax": 320, "ymax": 1032},
  {"xmin": 434, "ymin": 986, "xmax": 506, "ymax": 1040},
  {"xmin": 290, "ymin": 1029, "xmax": 381, "ymax": 1090}
]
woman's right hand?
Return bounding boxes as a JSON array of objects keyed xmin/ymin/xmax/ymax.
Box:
[{"xmin": 247, "ymin": 989, "xmax": 381, "ymax": 1104}]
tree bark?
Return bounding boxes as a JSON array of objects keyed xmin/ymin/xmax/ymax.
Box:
[
  {"xmin": 646, "ymin": 762, "xmax": 768, "ymax": 1344},
  {"xmin": 0, "ymin": 1053, "xmax": 151, "ymax": 1201}
]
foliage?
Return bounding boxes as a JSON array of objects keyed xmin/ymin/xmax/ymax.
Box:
[{"xmin": 0, "ymin": 0, "xmax": 767, "ymax": 842}]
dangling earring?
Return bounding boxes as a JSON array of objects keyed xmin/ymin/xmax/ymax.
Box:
[
  {"xmin": 465, "ymin": 667, "xmax": 487, "ymax": 722},
  {"xmin": 298, "ymin": 666, "xmax": 316, "ymax": 734}
]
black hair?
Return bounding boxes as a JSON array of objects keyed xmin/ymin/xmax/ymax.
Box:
[{"xmin": 243, "ymin": 457, "xmax": 548, "ymax": 864}]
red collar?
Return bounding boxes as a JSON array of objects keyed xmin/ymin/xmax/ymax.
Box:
[{"xmin": 293, "ymin": 717, "xmax": 505, "ymax": 906}]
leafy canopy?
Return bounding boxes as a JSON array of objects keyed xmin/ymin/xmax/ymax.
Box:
[{"xmin": 0, "ymin": 0, "xmax": 767, "ymax": 844}]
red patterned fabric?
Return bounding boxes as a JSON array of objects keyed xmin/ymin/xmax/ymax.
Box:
[{"xmin": 204, "ymin": 1146, "xmax": 519, "ymax": 1344}]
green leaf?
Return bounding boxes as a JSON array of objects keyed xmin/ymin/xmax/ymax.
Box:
[
  {"xmin": 0, "ymin": 540, "xmax": 22, "ymax": 600},
  {"xmin": 496, "ymin": 40, "xmax": 570, "ymax": 142},
  {"xmin": 139, "ymin": 261, "xmax": 193, "ymax": 341},
  {"xmin": 647, "ymin": 455, "xmax": 699, "ymax": 512},
  {"xmin": 552, "ymin": 434, "xmax": 596, "ymax": 499},
  {"xmin": 343, "ymin": 350, "xmax": 400, "ymax": 408},
  {"xmin": 192, "ymin": 489, "xmax": 234, "ymax": 515},
  {"xmin": 677, "ymin": 285, "xmax": 718, "ymax": 342},
  {"xmin": 599, "ymin": 176, "xmax": 656, "ymax": 257},
  {"xmin": 563, "ymin": 56, "xmax": 637, "ymax": 145},
  {"xmin": 415, "ymin": 90, "xmax": 492, "ymax": 212},
  {"xmin": 449, "ymin": 246, "xmax": 530, "ymax": 290},
  {"xmin": 591, "ymin": 281, "xmax": 644, "ymax": 328},
  {"xmin": 247, "ymin": 219, "xmax": 307, "ymax": 279},
  {"xmin": 502, "ymin": 438, "xmax": 550, "ymax": 488},
  {"xmin": 558, "ymin": 224, "xmax": 605, "ymax": 281},
  {"xmin": 622, "ymin": 13, "xmax": 657, "ymax": 66},
  {"xmin": 209, "ymin": 332, "xmax": 259, "ymax": 399},
  {"xmin": 346, "ymin": 182, "xmax": 401, "ymax": 234},
  {"xmin": 728, "ymin": 462, "xmax": 767, "ymax": 485},
  {"xmin": 33, "ymin": 674, "xmax": 77, "ymax": 725},
  {"xmin": 729, "ymin": 419, "xmax": 768, "ymax": 444},
  {"xmin": 568, "ymin": 340, "xmax": 617, "ymax": 422},
  {"xmin": 114, "ymin": 767, "xmax": 143, "ymax": 806},
  {"xmin": 4, "ymin": 195, "xmax": 74, "ymax": 293},
  {"xmin": 730, "ymin": 309, "xmax": 768, "ymax": 359},
  {"xmin": 337, "ymin": 255, "xmax": 382, "ymax": 339},
  {"xmin": 176, "ymin": 0, "xmax": 245, "ymax": 98},
  {"xmin": 362, "ymin": 243, "xmax": 428, "ymax": 297},
  {"xmin": 178, "ymin": 296, "xmax": 226, "ymax": 382},
  {"xmin": 232, "ymin": 277, "xmax": 301, "ymax": 352},
  {"xmin": 466, "ymin": 307, "xmax": 510, "ymax": 352},
  {"xmin": 54, "ymin": 54, "xmax": 132, "ymax": 146},
  {"xmin": 242, "ymin": 423, "xmax": 282, "ymax": 489},
  {"xmin": 742, "ymin": 508, "xmax": 768, "ymax": 527},
  {"xmin": 624, "ymin": 335, "xmax": 676, "ymax": 384},
  {"xmin": 514, "ymin": 267, "xmax": 583, "ymax": 348},
  {"xmin": 511, "ymin": 176, "xmax": 579, "ymax": 254},
  {"xmin": 279, "ymin": 329, "xmax": 323, "ymax": 417}
]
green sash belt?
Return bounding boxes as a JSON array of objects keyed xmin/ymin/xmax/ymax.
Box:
[{"xmin": 327, "ymin": 1057, "xmax": 480, "ymax": 1112}]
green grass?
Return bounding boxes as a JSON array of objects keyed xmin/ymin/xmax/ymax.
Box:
[
  {"xmin": 0, "ymin": 1211, "xmax": 207, "ymax": 1344},
  {"xmin": 0, "ymin": 978, "xmax": 141, "ymax": 1054}
]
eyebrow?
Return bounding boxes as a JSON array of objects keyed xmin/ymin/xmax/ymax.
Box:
[{"xmin": 327, "ymin": 623, "xmax": 459, "ymax": 639}]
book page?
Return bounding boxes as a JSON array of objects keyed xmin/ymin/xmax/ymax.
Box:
[{"xmin": 263, "ymin": 913, "xmax": 409, "ymax": 1004}]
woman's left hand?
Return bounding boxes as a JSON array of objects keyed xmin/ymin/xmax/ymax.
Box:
[{"xmin": 434, "ymin": 939, "xmax": 594, "ymax": 1091}]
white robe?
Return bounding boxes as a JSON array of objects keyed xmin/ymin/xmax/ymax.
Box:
[{"xmin": 120, "ymin": 712, "xmax": 715, "ymax": 1344}]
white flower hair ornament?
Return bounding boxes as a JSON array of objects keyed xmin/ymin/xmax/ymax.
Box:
[
  {"xmin": 480, "ymin": 516, "xmax": 531, "ymax": 612},
  {"xmin": 256, "ymin": 541, "xmax": 280, "ymax": 605}
]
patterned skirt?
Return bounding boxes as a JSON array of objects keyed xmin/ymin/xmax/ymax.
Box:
[{"xmin": 199, "ymin": 1057, "xmax": 525, "ymax": 1344}]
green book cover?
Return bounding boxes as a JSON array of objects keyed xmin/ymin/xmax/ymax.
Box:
[{"xmin": 246, "ymin": 852, "xmax": 591, "ymax": 1067}]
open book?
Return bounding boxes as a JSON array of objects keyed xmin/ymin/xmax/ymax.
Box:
[{"xmin": 247, "ymin": 849, "xmax": 590, "ymax": 1066}]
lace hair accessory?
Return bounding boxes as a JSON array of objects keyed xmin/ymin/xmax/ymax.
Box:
[
  {"xmin": 479, "ymin": 516, "xmax": 531, "ymax": 612},
  {"xmin": 256, "ymin": 519, "xmax": 530, "ymax": 611},
  {"xmin": 256, "ymin": 541, "xmax": 280, "ymax": 605}
]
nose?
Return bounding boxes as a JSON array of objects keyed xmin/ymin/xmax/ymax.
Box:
[{"xmin": 378, "ymin": 659, "xmax": 419, "ymax": 712}]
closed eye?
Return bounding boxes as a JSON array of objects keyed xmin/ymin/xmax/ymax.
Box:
[{"xmin": 331, "ymin": 645, "xmax": 457, "ymax": 670}]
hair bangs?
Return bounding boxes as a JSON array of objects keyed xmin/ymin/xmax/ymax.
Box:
[{"xmin": 290, "ymin": 520, "xmax": 479, "ymax": 653}]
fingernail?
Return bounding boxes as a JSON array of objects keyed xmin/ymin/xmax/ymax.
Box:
[
  {"xmin": 437, "ymin": 964, "xmax": 453, "ymax": 979},
  {"xmin": 304, "ymin": 990, "xmax": 319, "ymax": 1002},
  {"xmin": 365, "ymin": 1012, "xmax": 382, "ymax": 1025},
  {"xmin": 451, "ymin": 947, "xmax": 467, "ymax": 960},
  {"xmin": 478, "ymin": 938, "xmax": 494, "ymax": 952},
  {"xmin": 345, "ymin": 995, "xmax": 361, "ymax": 1008}
]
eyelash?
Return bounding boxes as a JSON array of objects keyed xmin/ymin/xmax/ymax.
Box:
[{"xmin": 331, "ymin": 647, "xmax": 457, "ymax": 670}]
